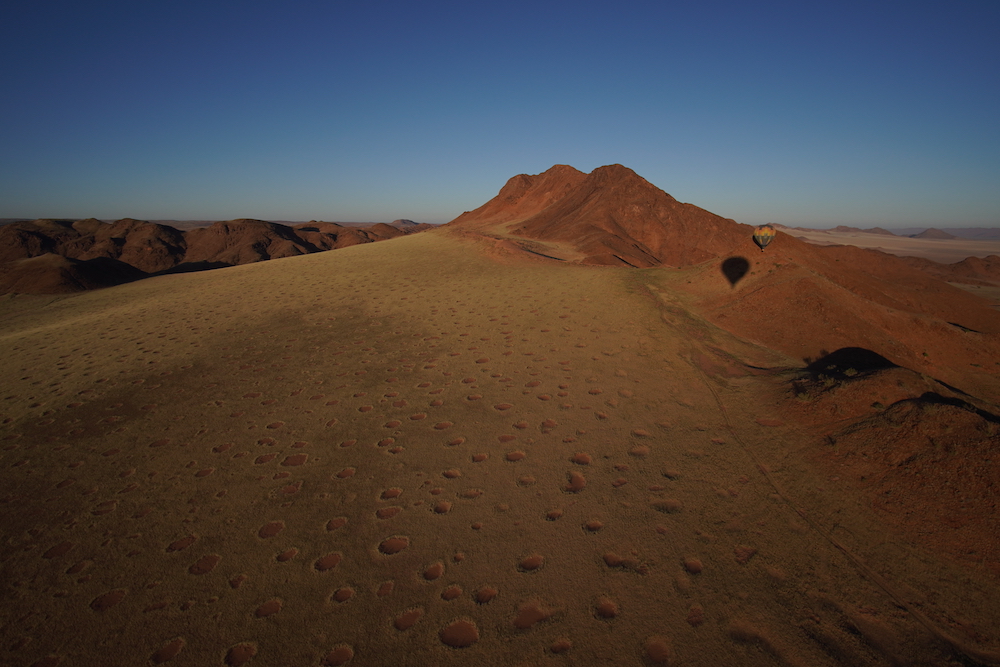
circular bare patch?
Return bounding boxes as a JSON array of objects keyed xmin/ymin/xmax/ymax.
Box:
[{"xmin": 440, "ymin": 619, "xmax": 479, "ymax": 648}]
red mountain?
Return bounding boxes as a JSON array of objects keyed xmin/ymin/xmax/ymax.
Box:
[
  {"xmin": 448, "ymin": 164, "xmax": 749, "ymax": 267},
  {"xmin": 73, "ymin": 218, "xmax": 186, "ymax": 273},
  {"xmin": 446, "ymin": 163, "xmax": 1000, "ymax": 404}
]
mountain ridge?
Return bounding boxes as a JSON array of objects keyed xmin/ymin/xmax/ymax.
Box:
[{"xmin": 0, "ymin": 218, "xmax": 428, "ymax": 293}]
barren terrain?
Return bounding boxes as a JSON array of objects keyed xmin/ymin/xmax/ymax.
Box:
[
  {"xmin": 2, "ymin": 225, "xmax": 998, "ymax": 666},
  {"xmin": 789, "ymin": 228, "xmax": 1000, "ymax": 264},
  {"xmin": 3, "ymin": 165, "xmax": 999, "ymax": 666}
]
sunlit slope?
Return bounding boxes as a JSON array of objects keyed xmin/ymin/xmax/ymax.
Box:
[{"xmin": 1, "ymin": 229, "xmax": 997, "ymax": 666}]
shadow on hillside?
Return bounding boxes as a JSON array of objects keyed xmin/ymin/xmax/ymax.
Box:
[
  {"xmin": 915, "ymin": 392, "xmax": 1000, "ymax": 424},
  {"xmin": 720, "ymin": 257, "xmax": 749, "ymax": 286},
  {"xmin": 79, "ymin": 256, "xmax": 149, "ymax": 285},
  {"xmin": 156, "ymin": 261, "xmax": 233, "ymax": 276},
  {"xmin": 805, "ymin": 347, "xmax": 897, "ymax": 380}
]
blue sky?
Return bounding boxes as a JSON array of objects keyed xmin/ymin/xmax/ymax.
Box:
[{"xmin": 2, "ymin": 0, "xmax": 998, "ymax": 227}]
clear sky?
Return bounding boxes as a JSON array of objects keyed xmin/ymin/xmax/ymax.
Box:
[{"xmin": 2, "ymin": 0, "xmax": 998, "ymax": 227}]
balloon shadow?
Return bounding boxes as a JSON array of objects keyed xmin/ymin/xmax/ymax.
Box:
[
  {"xmin": 805, "ymin": 347, "xmax": 897, "ymax": 378},
  {"xmin": 721, "ymin": 257, "xmax": 749, "ymax": 287}
]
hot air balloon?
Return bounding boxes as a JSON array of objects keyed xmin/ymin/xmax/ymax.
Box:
[{"xmin": 753, "ymin": 224, "xmax": 776, "ymax": 252}]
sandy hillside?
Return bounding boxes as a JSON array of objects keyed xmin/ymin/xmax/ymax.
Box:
[{"xmin": 1, "ymin": 229, "xmax": 999, "ymax": 667}]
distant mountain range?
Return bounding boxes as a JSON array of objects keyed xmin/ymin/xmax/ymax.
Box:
[
  {"xmin": 2, "ymin": 185, "xmax": 997, "ymax": 296},
  {"xmin": 896, "ymin": 227, "xmax": 1000, "ymax": 239},
  {"xmin": 0, "ymin": 218, "xmax": 432, "ymax": 293},
  {"xmin": 777, "ymin": 224, "xmax": 1000, "ymax": 240},
  {"xmin": 0, "ymin": 218, "xmax": 430, "ymax": 229}
]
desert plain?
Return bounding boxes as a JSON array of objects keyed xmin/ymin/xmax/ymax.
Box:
[
  {"xmin": 2, "ymin": 166, "xmax": 999, "ymax": 667},
  {"xmin": 789, "ymin": 227, "xmax": 1000, "ymax": 264}
]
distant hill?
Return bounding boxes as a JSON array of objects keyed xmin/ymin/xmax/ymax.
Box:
[
  {"xmin": 0, "ymin": 218, "xmax": 429, "ymax": 294},
  {"xmin": 783, "ymin": 225, "xmax": 1000, "ymax": 240},
  {"xmin": 815, "ymin": 225, "xmax": 896, "ymax": 235},
  {"xmin": 951, "ymin": 228, "xmax": 1000, "ymax": 240},
  {"xmin": 910, "ymin": 228, "xmax": 958, "ymax": 240},
  {"xmin": 890, "ymin": 227, "xmax": 1000, "ymax": 239}
]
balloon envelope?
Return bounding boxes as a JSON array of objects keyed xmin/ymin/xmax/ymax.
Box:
[{"xmin": 753, "ymin": 224, "xmax": 776, "ymax": 251}]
